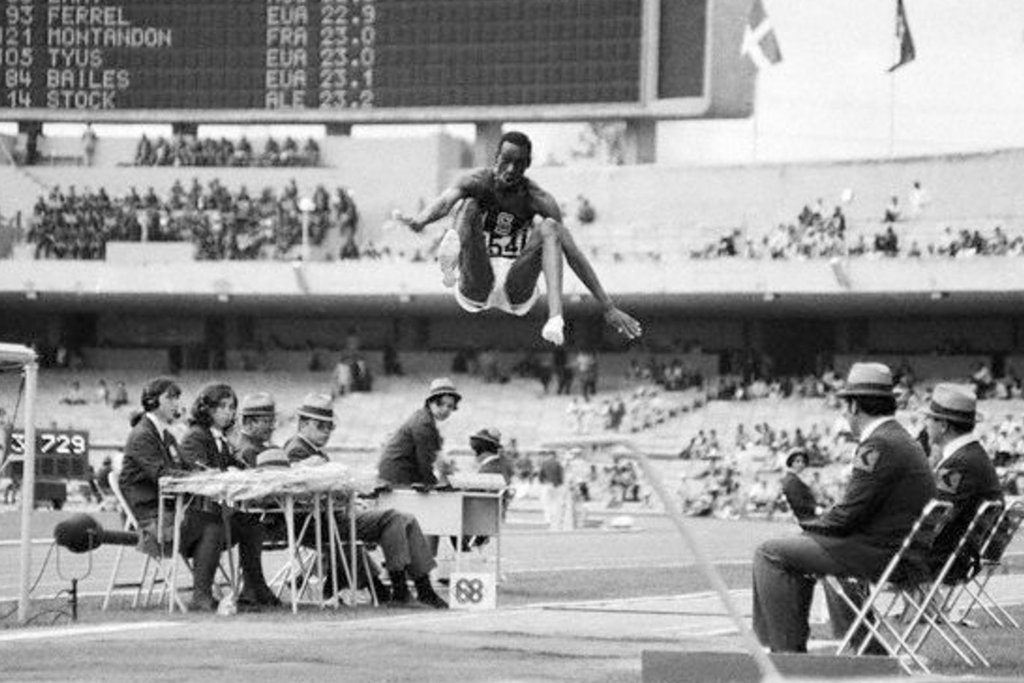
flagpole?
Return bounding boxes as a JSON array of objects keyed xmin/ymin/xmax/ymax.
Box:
[
  {"xmin": 751, "ymin": 79, "xmax": 760, "ymax": 162},
  {"xmin": 888, "ymin": 71, "xmax": 895, "ymax": 158},
  {"xmin": 888, "ymin": 5, "xmax": 897, "ymax": 159}
]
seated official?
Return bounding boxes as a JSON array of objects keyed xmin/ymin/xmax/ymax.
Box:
[
  {"xmin": 117, "ymin": 377, "xmax": 227, "ymax": 612},
  {"xmin": 751, "ymin": 363, "xmax": 936, "ymax": 653},
  {"xmin": 922, "ymin": 384, "xmax": 1003, "ymax": 583},
  {"xmin": 282, "ymin": 393, "xmax": 448, "ymax": 608},
  {"xmin": 178, "ymin": 383, "xmax": 280, "ymax": 610}
]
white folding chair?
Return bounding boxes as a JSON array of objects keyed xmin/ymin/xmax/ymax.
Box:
[
  {"xmin": 945, "ymin": 499, "xmax": 1024, "ymax": 629},
  {"xmin": 896, "ymin": 499, "xmax": 1005, "ymax": 669},
  {"xmin": 826, "ymin": 499, "xmax": 955, "ymax": 674},
  {"xmin": 102, "ymin": 470, "xmax": 182, "ymax": 611}
]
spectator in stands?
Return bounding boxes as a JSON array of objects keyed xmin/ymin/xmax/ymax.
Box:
[
  {"xmin": 59, "ymin": 380, "xmax": 87, "ymax": 405},
  {"xmin": 908, "ymin": 180, "xmax": 930, "ymax": 217},
  {"xmin": 95, "ymin": 379, "xmax": 110, "ymax": 406},
  {"xmin": 95, "ymin": 456, "xmax": 114, "ymax": 497},
  {"xmin": 883, "ymin": 195, "xmax": 901, "ymax": 223},
  {"xmin": 779, "ymin": 448, "xmax": 818, "ymax": 521},
  {"xmin": 921, "ymin": 384, "xmax": 1003, "ymax": 582},
  {"xmin": 111, "ymin": 381, "xmax": 129, "ymax": 410},
  {"xmin": 576, "ymin": 195, "xmax": 596, "ymax": 224},
  {"xmin": 538, "ymin": 450, "xmax": 569, "ymax": 530},
  {"xmin": 574, "ymin": 349, "xmax": 598, "ymax": 401},
  {"xmin": 81, "ymin": 124, "xmax": 98, "ymax": 166},
  {"xmin": 378, "ymin": 378, "xmax": 460, "ymax": 487}
]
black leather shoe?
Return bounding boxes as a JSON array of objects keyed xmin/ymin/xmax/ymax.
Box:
[{"xmin": 187, "ymin": 596, "xmax": 218, "ymax": 613}]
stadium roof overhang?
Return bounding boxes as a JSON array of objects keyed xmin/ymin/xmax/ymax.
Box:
[{"xmin": 1, "ymin": 259, "xmax": 1024, "ymax": 318}]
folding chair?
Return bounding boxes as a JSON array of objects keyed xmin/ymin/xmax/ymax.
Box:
[
  {"xmin": 826, "ymin": 499, "xmax": 955, "ymax": 675},
  {"xmin": 102, "ymin": 470, "xmax": 182, "ymax": 611},
  {"xmin": 895, "ymin": 499, "xmax": 1005, "ymax": 669},
  {"xmin": 104, "ymin": 471, "xmax": 234, "ymax": 612},
  {"xmin": 945, "ymin": 499, "xmax": 1024, "ymax": 629}
]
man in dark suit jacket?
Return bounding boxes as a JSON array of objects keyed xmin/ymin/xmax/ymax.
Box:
[
  {"xmin": 378, "ymin": 378, "xmax": 460, "ymax": 487},
  {"xmin": 118, "ymin": 376, "xmax": 227, "ymax": 612},
  {"xmin": 752, "ymin": 362, "xmax": 936, "ymax": 652},
  {"xmin": 922, "ymin": 383, "xmax": 1003, "ymax": 582},
  {"xmin": 285, "ymin": 393, "xmax": 448, "ymax": 608}
]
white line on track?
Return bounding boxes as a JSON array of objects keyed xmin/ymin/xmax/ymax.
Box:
[{"xmin": 0, "ymin": 621, "xmax": 177, "ymax": 643}]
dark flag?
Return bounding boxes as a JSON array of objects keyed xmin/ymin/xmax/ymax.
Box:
[{"xmin": 888, "ymin": 0, "xmax": 916, "ymax": 72}]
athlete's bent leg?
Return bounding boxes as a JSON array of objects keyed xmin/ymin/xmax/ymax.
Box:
[
  {"xmin": 452, "ymin": 199, "xmax": 494, "ymax": 304},
  {"xmin": 506, "ymin": 218, "xmax": 565, "ymax": 344}
]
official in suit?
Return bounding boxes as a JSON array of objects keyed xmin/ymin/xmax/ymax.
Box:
[
  {"xmin": 233, "ymin": 392, "xmax": 278, "ymax": 468},
  {"xmin": 178, "ymin": 383, "xmax": 279, "ymax": 610},
  {"xmin": 284, "ymin": 393, "xmax": 447, "ymax": 608},
  {"xmin": 378, "ymin": 378, "xmax": 460, "ymax": 487},
  {"xmin": 118, "ymin": 376, "xmax": 227, "ymax": 612},
  {"xmin": 780, "ymin": 448, "xmax": 818, "ymax": 522},
  {"xmin": 922, "ymin": 383, "xmax": 1003, "ymax": 582},
  {"xmin": 751, "ymin": 362, "xmax": 936, "ymax": 652}
]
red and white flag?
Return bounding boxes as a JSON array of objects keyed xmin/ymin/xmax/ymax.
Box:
[
  {"xmin": 888, "ymin": 0, "xmax": 916, "ymax": 72},
  {"xmin": 741, "ymin": 0, "xmax": 782, "ymax": 69}
]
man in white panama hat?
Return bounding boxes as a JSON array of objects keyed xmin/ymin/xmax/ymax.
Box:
[{"xmin": 922, "ymin": 383, "xmax": 1002, "ymax": 581}]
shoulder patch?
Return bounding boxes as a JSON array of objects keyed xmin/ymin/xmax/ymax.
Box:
[
  {"xmin": 937, "ymin": 469, "xmax": 963, "ymax": 494},
  {"xmin": 853, "ymin": 447, "xmax": 880, "ymax": 473}
]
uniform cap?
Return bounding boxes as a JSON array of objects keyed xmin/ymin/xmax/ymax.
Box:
[
  {"xmin": 922, "ymin": 383, "xmax": 978, "ymax": 426},
  {"xmin": 296, "ymin": 393, "xmax": 335, "ymax": 424},
  {"xmin": 255, "ymin": 448, "xmax": 290, "ymax": 468},
  {"xmin": 239, "ymin": 391, "xmax": 276, "ymax": 417},
  {"xmin": 469, "ymin": 428, "xmax": 501, "ymax": 450}
]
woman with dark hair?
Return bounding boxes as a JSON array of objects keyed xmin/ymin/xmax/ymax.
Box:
[{"xmin": 179, "ymin": 382, "xmax": 280, "ymax": 610}]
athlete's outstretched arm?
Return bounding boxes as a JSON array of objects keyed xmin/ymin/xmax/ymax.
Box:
[
  {"xmin": 395, "ymin": 184, "xmax": 467, "ymax": 233},
  {"xmin": 531, "ymin": 188, "xmax": 642, "ymax": 341},
  {"xmin": 558, "ymin": 225, "xmax": 643, "ymax": 341}
]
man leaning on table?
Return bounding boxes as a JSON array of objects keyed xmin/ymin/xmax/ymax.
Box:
[{"xmin": 283, "ymin": 393, "xmax": 448, "ymax": 608}]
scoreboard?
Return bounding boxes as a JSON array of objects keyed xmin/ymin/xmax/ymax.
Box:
[{"xmin": 0, "ymin": 0, "xmax": 752, "ymax": 122}]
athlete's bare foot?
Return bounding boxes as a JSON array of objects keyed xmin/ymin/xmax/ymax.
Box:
[{"xmin": 541, "ymin": 315, "xmax": 565, "ymax": 346}]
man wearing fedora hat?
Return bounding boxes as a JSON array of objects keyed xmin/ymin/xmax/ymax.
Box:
[
  {"xmin": 284, "ymin": 393, "xmax": 448, "ymax": 608},
  {"xmin": 284, "ymin": 393, "xmax": 336, "ymax": 464},
  {"xmin": 234, "ymin": 392, "xmax": 278, "ymax": 468},
  {"xmin": 922, "ymin": 383, "xmax": 1003, "ymax": 582},
  {"xmin": 752, "ymin": 362, "xmax": 935, "ymax": 653},
  {"xmin": 378, "ymin": 378, "xmax": 461, "ymax": 487}
]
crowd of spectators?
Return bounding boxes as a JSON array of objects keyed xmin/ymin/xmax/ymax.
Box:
[
  {"xmin": 27, "ymin": 179, "xmax": 358, "ymax": 261},
  {"xmin": 692, "ymin": 197, "xmax": 1024, "ymax": 262},
  {"xmin": 134, "ymin": 134, "xmax": 320, "ymax": 167}
]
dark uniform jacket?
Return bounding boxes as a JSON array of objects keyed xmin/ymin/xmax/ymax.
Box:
[
  {"xmin": 179, "ymin": 425, "xmax": 242, "ymax": 471},
  {"xmin": 118, "ymin": 415, "xmax": 186, "ymax": 522},
  {"xmin": 378, "ymin": 407, "xmax": 441, "ymax": 486},
  {"xmin": 234, "ymin": 431, "xmax": 271, "ymax": 469},
  {"xmin": 931, "ymin": 438, "xmax": 1003, "ymax": 578},
  {"xmin": 800, "ymin": 418, "xmax": 936, "ymax": 580},
  {"xmin": 781, "ymin": 472, "xmax": 818, "ymax": 521},
  {"xmin": 283, "ymin": 434, "xmax": 330, "ymax": 464}
]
